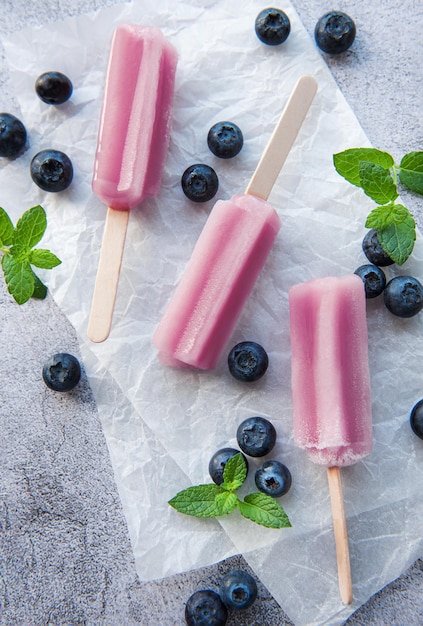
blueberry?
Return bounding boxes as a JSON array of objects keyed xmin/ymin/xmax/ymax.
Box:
[
  {"xmin": 0, "ymin": 112, "xmax": 27, "ymax": 158},
  {"xmin": 255, "ymin": 460, "xmax": 292, "ymax": 497},
  {"xmin": 255, "ymin": 8, "xmax": 291, "ymax": 46},
  {"xmin": 181, "ymin": 164, "xmax": 219, "ymax": 202},
  {"xmin": 228, "ymin": 341, "xmax": 268, "ymax": 382},
  {"xmin": 35, "ymin": 71, "xmax": 73, "ymax": 105},
  {"xmin": 410, "ymin": 399, "xmax": 423, "ymax": 440},
  {"xmin": 30, "ymin": 149, "xmax": 73, "ymax": 192},
  {"xmin": 314, "ymin": 11, "xmax": 356, "ymax": 54},
  {"xmin": 219, "ymin": 569, "xmax": 258, "ymax": 611},
  {"xmin": 354, "ymin": 264, "xmax": 386, "ymax": 299},
  {"xmin": 383, "ymin": 275, "xmax": 423, "ymax": 318},
  {"xmin": 236, "ymin": 417, "xmax": 276, "ymax": 457},
  {"xmin": 207, "ymin": 121, "xmax": 243, "ymax": 159},
  {"xmin": 42, "ymin": 353, "xmax": 81, "ymax": 392},
  {"xmin": 185, "ymin": 590, "xmax": 228, "ymax": 626},
  {"xmin": 209, "ymin": 448, "xmax": 247, "ymax": 486},
  {"xmin": 362, "ymin": 229, "xmax": 394, "ymax": 266}
]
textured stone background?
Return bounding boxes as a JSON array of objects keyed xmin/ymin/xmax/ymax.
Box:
[{"xmin": 1, "ymin": 1, "xmax": 422, "ymax": 624}]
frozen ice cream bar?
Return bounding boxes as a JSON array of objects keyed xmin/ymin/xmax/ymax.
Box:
[
  {"xmin": 153, "ymin": 75, "xmax": 318, "ymax": 369},
  {"xmin": 88, "ymin": 24, "xmax": 177, "ymax": 342},
  {"xmin": 289, "ymin": 274, "xmax": 373, "ymax": 605},
  {"xmin": 289, "ymin": 274, "xmax": 372, "ymax": 467},
  {"xmin": 154, "ymin": 193, "xmax": 281, "ymax": 368}
]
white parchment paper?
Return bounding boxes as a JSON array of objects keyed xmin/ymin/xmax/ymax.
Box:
[{"xmin": 2, "ymin": 1, "xmax": 423, "ymax": 624}]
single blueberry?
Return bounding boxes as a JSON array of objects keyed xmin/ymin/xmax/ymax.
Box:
[
  {"xmin": 35, "ymin": 71, "xmax": 73, "ymax": 105},
  {"xmin": 383, "ymin": 275, "xmax": 423, "ymax": 318},
  {"xmin": 207, "ymin": 121, "xmax": 243, "ymax": 159},
  {"xmin": 181, "ymin": 164, "xmax": 219, "ymax": 202},
  {"xmin": 354, "ymin": 264, "xmax": 386, "ymax": 299},
  {"xmin": 255, "ymin": 7, "xmax": 291, "ymax": 46},
  {"xmin": 209, "ymin": 448, "xmax": 247, "ymax": 486},
  {"xmin": 42, "ymin": 353, "xmax": 81, "ymax": 392},
  {"xmin": 185, "ymin": 589, "xmax": 228, "ymax": 626},
  {"xmin": 228, "ymin": 341, "xmax": 268, "ymax": 382},
  {"xmin": 362, "ymin": 229, "xmax": 394, "ymax": 266},
  {"xmin": 314, "ymin": 11, "xmax": 356, "ymax": 54},
  {"xmin": 410, "ymin": 399, "xmax": 423, "ymax": 440},
  {"xmin": 30, "ymin": 149, "xmax": 73, "ymax": 192},
  {"xmin": 219, "ymin": 569, "xmax": 258, "ymax": 611},
  {"xmin": 255, "ymin": 460, "xmax": 292, "ymax": 497},
  {"xmin": 236, "ymin": 416, "xmax": 276, "ymax": 457},
  {"xmin": 0, "ymin": 112, "xmax": 27, "ymax": 158}
]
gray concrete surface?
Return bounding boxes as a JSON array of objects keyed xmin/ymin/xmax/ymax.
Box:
[{"xmin": 1, "ymin": 1, "xmax": 422, "ymax": 624}]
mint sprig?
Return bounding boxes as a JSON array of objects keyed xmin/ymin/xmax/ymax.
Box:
[
  {"xmin": 0, "ymin": 205, "xmax": 61, "ymax": 304},
  {"xmin": 168, "ymin": 453, "xmax": 291, "ymax": 530},
  {"xmin": 333, "ymin": 148, "xmax": 423, "ymax": 265}
]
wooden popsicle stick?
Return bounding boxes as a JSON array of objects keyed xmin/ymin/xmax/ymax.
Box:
[
  {"xmin": 87, "ymin": 207, "xmax": 130, "ymax": 343},
  {"xmin": 327, "ymin": 466, "xmax": 353, "ymax": 605},
  {"xmin": 245, "ymin": 74, "xmax": 318, "ymax": 201}
]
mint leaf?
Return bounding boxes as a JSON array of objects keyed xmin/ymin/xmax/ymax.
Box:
[
  {"xmin": 399, "ymin": 151, "xmax": 423, "ymax": 194},
  {"xmin": 9, "ymin": 244, "xmax": 31, "ymax": 262},
  {"xmin": 1, "ymin": 254, "xmax": 35, "ymax": 304},
  {"xmin": 168, "ymin": 484, "xmax": 224, "ymax": 518},
  {"xmin": 13, "ymin": 205, "xmax": 47, "ymax": 250},
  {"xmin": 0, "ymin": 207, "xmax": 14, "ymax": 246},
  {"xmin": 378, "ymin": 221, "xmax": 416, "ymax": 266},
  {"xmin": 221, "ymin": 452, "xmax": 248, "ymax": 492},
  {"xmin": 359, "ymin": 162, "xmax": 398, "ymax": 205},
  {"xmin": 30, "ymin": 249, "xmax": 61, "ymax": 269},
  {"xmin": 237, "ymin": 492, "xmax": 291, "ymax": 529},
  {"xmin": 364, "ymin": 203, "xmax": 416, "ymax": 265},
  {"xmin": 31, "ymin": 272, "xmax": 48, "ymax": 300},
  {"xmin": 215, "ymin": 491, "xmax": 239, "ymax": 515},
  {"xmin": 333, "ymin": 148, "xmax": 394, "ymax": 187}
]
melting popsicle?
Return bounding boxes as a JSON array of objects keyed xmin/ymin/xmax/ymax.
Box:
[
  {"xmin": 289, "ymin": 274, "xmax": 373, "ymax": 604},
  {"xmin": 153, "ymin": 75, "xmax": 318, "ymax": 369},
  {"xmin": 88, "ymin": 24, "xmax": 178, "ymax": 342}
]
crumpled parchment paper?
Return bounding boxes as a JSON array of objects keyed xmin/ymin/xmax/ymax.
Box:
[{"xmin": 2, "ymin": 1, "xmax": 423, "ymax": 624}]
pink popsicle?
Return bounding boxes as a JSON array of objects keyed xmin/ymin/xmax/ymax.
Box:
[
  {"xmin": 153, "ymin": 75, "xmax": 318, "ymax": 369},
  {"xmin": 289, "ymin": 273, "xmax": 372, "ymax": 605},
  {"xmin": 154, "ymin": 193, "xmax": 281, "ymax": 368},
  {"xmin": 289, "ymin": 274, "xmax": 372, "ymax": 467},
  {"xmin": 88, "ymin": 24, "xmax": 178, "ymax": 343}
]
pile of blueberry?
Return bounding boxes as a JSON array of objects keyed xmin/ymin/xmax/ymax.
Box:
[
  {"xmin": 354, "ymin": 229, "xmax": 423, "ymax": 318},
  {"xmin": 181, "ymin": 121, "xmax": 243, "ymax": 203},
  {"xmin": 0, "ymin": 70, "xmax": 74, "ymax": 192},
  {"xmin": 255, "ymin": 7, "xmax": 356, "ymax": 54},
  {"xmin": 210, "ymin": 416, "xmax": 292, "ymax": 498},
  {"xmin": 185, "ymin": 568, "xmax": 258, "ymax": 625}
]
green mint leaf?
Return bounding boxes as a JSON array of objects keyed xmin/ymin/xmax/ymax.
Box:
[
  {"xmin": 333, "ymin": 148, "xmax": 394, "ymax": 187},
  {"xmin": 9, "ymin": 244, "xmax": 31, "ymax": 262},
  {"xmin": 359, "ymin": 162, "xmax": 398, "ymax": 204},
  {"xmin": 221, "ymin": 452, "xmax": 248, "ymax": 491},
  {"xmin": 168, "ymin": 484, "xmax": 224, "ymax": 518},
  {"xmin": 0, "ymin": 207, "xmax": 15, "ymax": 246},
  {"xmin": 13, "ymin": 205, "xmax": 47, "ymax": 250},
  {"xmin": 31, "ymin": 272, "xmax": 48, "ymax": 300},
  {"xmin": 399, "ymin": 151, "xmax": 423, "ymax": 195},
  {"xmin": 378, "ymin": 223, "xmax": 416, "ymax": 266},
  {"xmin": 30, "ymin": 248, "xmax": 61, "ymax": 269},
  {"xmin": 1, "ymin": 254, "xmax": 35, "ymax": 304},
  {"xmin": 215, "ymin": 491, "xmax": 239, "ymax": 515},
  {"xmin": 364, "ymin": 203, "xmax": 416, "ymax": 264},
  {"xmin": 237, "ymin": 492, "xmax": 291, "ymax": 529}
]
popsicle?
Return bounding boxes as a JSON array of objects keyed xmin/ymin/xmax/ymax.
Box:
[
  {"xmin": 289, "ymin": 274, "xmax": 373, "ymax": 604},
  {"xmin": 88, "ymin": 24, "xmax": 178, "ymax": 343},
  {"xmin": 153, "ymin": 75, "xmax": 318, "ymax": 369}
]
